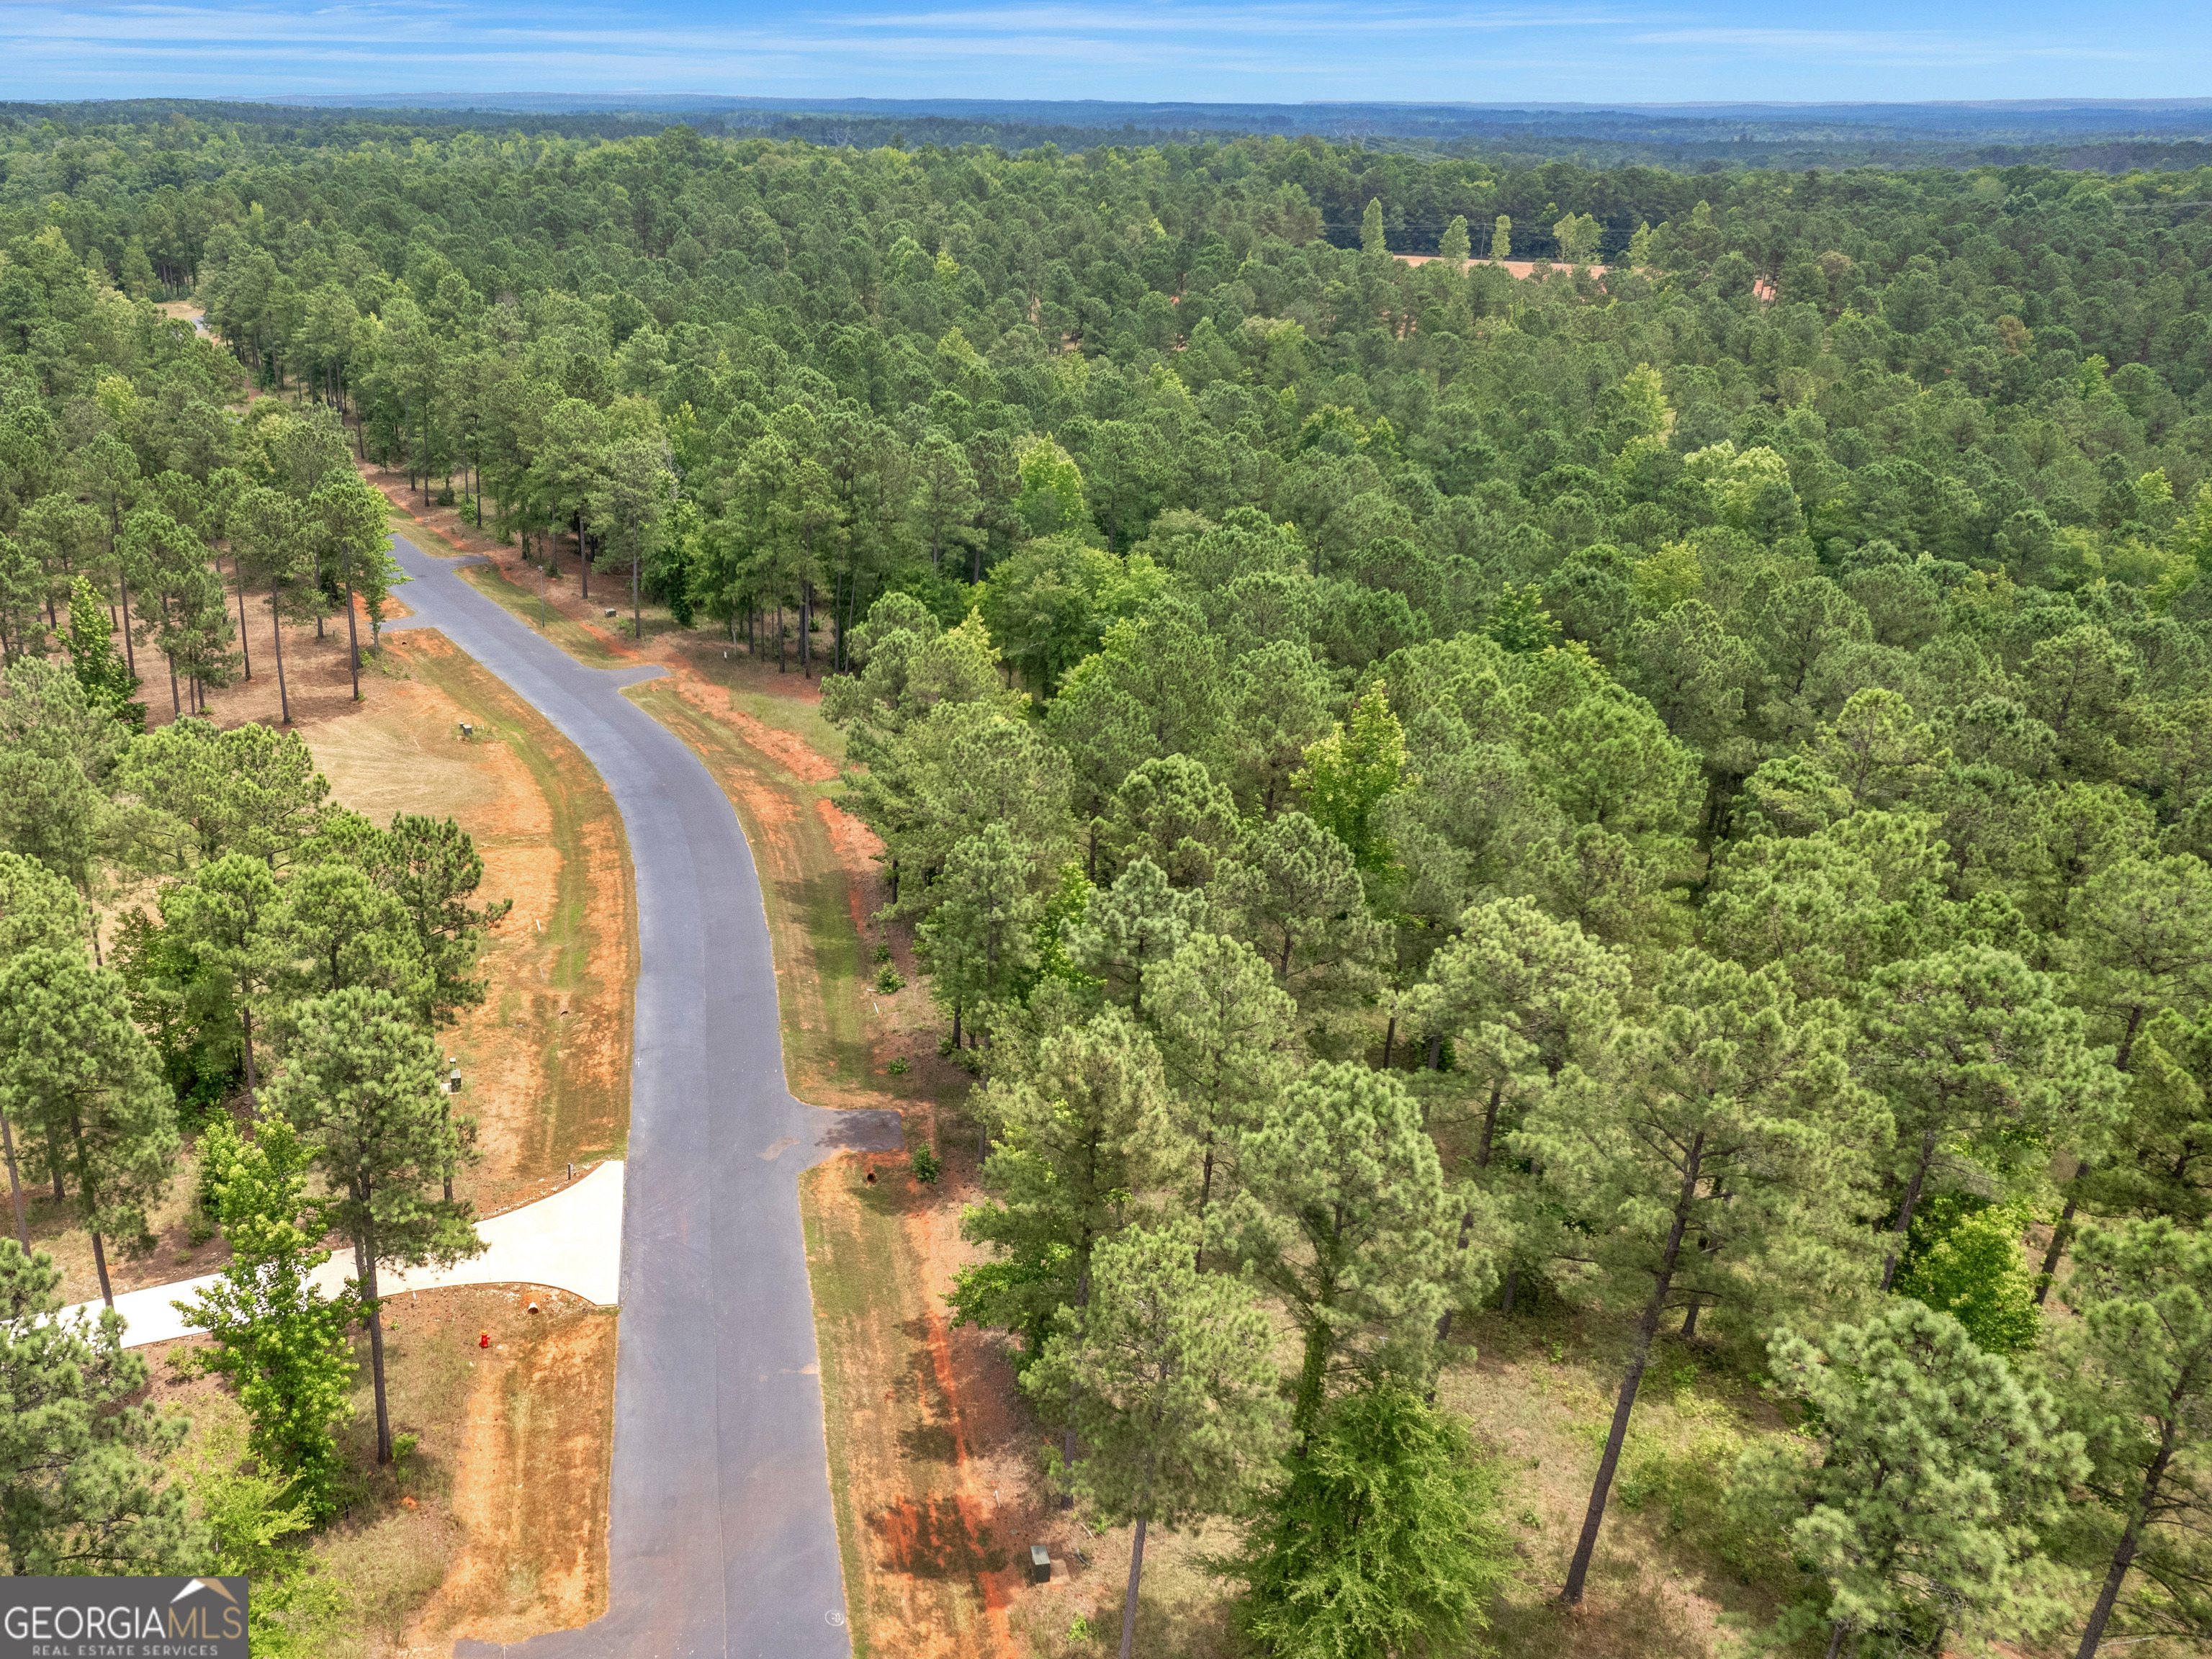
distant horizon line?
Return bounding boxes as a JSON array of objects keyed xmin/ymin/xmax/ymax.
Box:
[
  {"xmin": 11, "ymin": 93, "xmax": 2208, "ymax": 116},
  {"xmin": 251, "ymin": 94, "xmax": 2212, "ymax": 111}
]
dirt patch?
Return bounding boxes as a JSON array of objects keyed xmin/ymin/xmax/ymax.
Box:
[
  {"xmin": 1395, "ymin": 254, "xmax": 1611, "ymax": 279},
  {"xmin": 328, "ymin": 1284, "xmax": 611, "ymax": 1657},
  {"xmin": 407, "ymin": 1302, "xmax": 619, "ymax": 1650},
  {"xmin": 732, "ymin": 705, "xmax": 840, "ymax": 782},
  {"xmin": 805, "ymin": 1158, "xmax": 1025, "ymax": 1659},
  {"xmin": 143, "ymin": 583, "xmax": 386, "ymax": 736},
  {"xmin": 305, "ymin": 675, "xmax": 532, "ymax": 834},
  {"xmin": 140, "ymin": 1284, "xmax": 615, "ymax": 1659}
]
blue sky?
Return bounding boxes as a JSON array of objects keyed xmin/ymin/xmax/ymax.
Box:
[{"xmin": 0, "ymin": 0, "xmax": 2204, "ymax": 106}]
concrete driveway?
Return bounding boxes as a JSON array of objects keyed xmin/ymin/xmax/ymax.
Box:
[
  {"xmin": 68, "ymin": 1160, "xmax": 626, "ymax": 1345},
  {"xmin": 375, "ymin": 535, "xmax": 899, "ymax": 1659}
]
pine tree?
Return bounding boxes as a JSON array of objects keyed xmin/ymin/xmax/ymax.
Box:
[
  {"xmin": 1221, "ymin": 811, "xmax": 1385, "ymax": 1020},
  {"xmin": 1099, "ymin": 754, "xmax": 1242, "ymax": 889},
  {"xmin": 271, "ymin": 855, "xmax": 430, "ymax": 1015},
  {"xmin": 2040, "ymin": 853, "xmax": 2212, "ymax": 1296},
  {"xmin": 307, "ymin": 476, "xmax": 400, "ymax": 693},
  {"xmin": 2056, "ymin": 1218, "xmax": 2212, "ymax": 1656},
  {"xmin": 1065, "ymin": 857, "xmax": 1208, "ymax": 1017},
  {"xmin": 161, "ymin": 853, "xmax": 282, "ymax": 1105},
  {"xmin": 1417, "ymin": 896, "xmax": 1631, "ymax": 1325},
  {"xmin": 271, "ymin": 986, "xmax": 481, "ymax": 1464},
  {"xmin": 1519, "ymin": 950, "xmax": 1884, "ymax": 1604},
  {"xmin": 1419, "ymin": 896, "xmax": 1629, "ymax": 1168},
  {"xmin": 916, "ymin": 823, "xmax": 1039, "ymax": 1045},
  {"xmin": 1490, "ymin": 215, "xmax": 1511, "ymax": 261},
  {"xmin": 951, "ymin": 1008, "xmax": 1183, "ymax": 1361},
  {"xmin": 1438, "ymin": 215, "xmax": 1471, "ymax": 266},
  {"xmin": 907, "ymin": 430, "xmax": 983, "ymax": 575},
  {"xmin": 1737, "ymin": 1302, "xmax": 2085, "ymax": 1658},
  {"xmin": 0, "ymin": 948, "xmax": 177, "ymax": 1306},
  {"xmin": 2080, "ymin": 1007, "xmax": 2212, "ymax": 1223},
  {"xmin": 1225, "ymin": 642, "xmax": 1336, "ymax": 819},
  {"xmin": 1025, "ymin": 1218, "xmax": 1287, "ymax": 1659},
  {"xmin": 361, "ymin": 812, "xmax": 513, "ymax": 1025},
  {"xmin": 0, "ymin": 855, "xmax": 91, "ymax": 1246},
  {"xmin": 225, "ymin": 485, "xmax": 311, "ymax": 724},
  {"xmin": 0, "ymin": 660, "xmax": 116, "ymax": 891},
  {"xmin": 0, "ymin": 1239, "xmax": 202, "ymax": 1573},
  {"xmin": 1143, "ymin": 932, "xmax": 1298, "ymax": 1237},
  {"xmin": 1359, "ymin": 198, "xmax": 1386, "ymax": 257},
  {"xmin": 116, "ymin": 717, "xmax": 331, "ymax": 872},
  {"xmin": 1223, "ymin": 1063, "xmax": 1483, "ymax": 1435},
  {"xmin": 1857, "ymin": 943, "xmax": 2121, "ymax": 1290}
]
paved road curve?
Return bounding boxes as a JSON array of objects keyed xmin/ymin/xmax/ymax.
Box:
[{"xmin": 377, "ymin": 536, "xmax": 900, "ymax": 1659}]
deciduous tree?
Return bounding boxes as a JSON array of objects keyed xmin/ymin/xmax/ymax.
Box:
[{"xmin": 179, "ymin": 1116, "xmax": 359, "ymax": 1517}]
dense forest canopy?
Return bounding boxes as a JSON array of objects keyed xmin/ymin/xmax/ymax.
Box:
[
  {"xmin": 16, "ymin": 94, "xmax": 2212, "ymax": 172},
  {"xmin": 2, "ymin": 107, "xmax": 2212, "ymax": 1657}
]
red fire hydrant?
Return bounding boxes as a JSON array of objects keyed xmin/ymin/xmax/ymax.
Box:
[{"xmin": 479, "ymin": 1331, "xmax": 490, "ymax": 1349}]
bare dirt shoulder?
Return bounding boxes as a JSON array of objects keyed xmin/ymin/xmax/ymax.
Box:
[
  {"xmin": 615, "ymin": 639, "xmax": 1064, "ymax": 1658},
  {"xmin": 310, "ymin": 632, "xmax": 636, "ymax": 1211}
]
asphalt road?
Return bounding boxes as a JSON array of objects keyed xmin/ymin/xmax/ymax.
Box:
[{"xmin": 376, "ymin": 536, "xmax": 900, "ymax": 1659}]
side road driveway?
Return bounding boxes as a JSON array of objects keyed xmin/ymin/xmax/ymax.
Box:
[{"xmin": 64, "ymin": 1160, "xmax": 627, "ymax": 1344}]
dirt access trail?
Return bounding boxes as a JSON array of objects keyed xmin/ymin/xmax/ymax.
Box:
[{"xmin": 377, "ymin": 534, "xmax": 902, "ymax": 1659}]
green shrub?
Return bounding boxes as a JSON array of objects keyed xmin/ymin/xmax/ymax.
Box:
[{"xmin": 1895, "ymin": 1195, "xmax": 2041, "ymax": 1354}]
